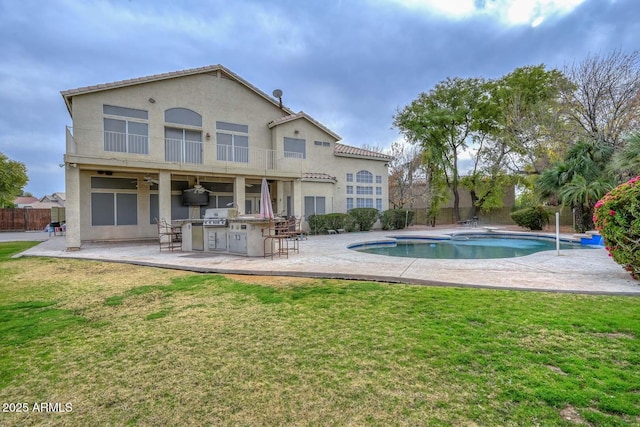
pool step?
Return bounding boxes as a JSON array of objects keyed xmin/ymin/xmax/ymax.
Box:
[{"xmin": 573, "ymin": 231, "xmax": 603, "ymax": 245}]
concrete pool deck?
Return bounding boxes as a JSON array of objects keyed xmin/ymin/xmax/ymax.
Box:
[{"xmin": 11, "ymin": 227, "xmax": 640, "ymax": 295}]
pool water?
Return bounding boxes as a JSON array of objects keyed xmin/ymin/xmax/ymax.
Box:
[{"xmin": 353, "ymin": 236, "xmax": 597, "ymax": 260}]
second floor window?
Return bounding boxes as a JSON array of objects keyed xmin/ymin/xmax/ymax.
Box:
[
  {"xmin": 284, "ymin": 137, "xmax": 306, "ymax": 159},
  {"xmin": 165, "ymin": 128, "xmax": 202, "ymax": 164},
  {"xmin": 164, "ymin": 108, "xmax": 203, "ymax": 164},
  {"xmin": 356, "ymin": 186, "xmax": 373, "ymax": 195},
  {"xmin": 356, "ymin": 170, "xmax": 373, "ymax": 183},
  {"xmin": 103, "ymin": 105, "xmax": 148, "ymax": 154},
  {"xmin": 217, "ymin": 121, "xmax": 249, "ymax": 163}
]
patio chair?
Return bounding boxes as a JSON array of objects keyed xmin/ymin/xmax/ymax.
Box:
[
  {"xmin": 156, "ymin": 218, "xmax": 182, "ymax": 252},
  {"xmin": 263, "ymin": 219, "xmax": 289, "ymax": 259},
  {"xmin": 283, "ymin": 216, "xmax": 305, "ymax": 253}
]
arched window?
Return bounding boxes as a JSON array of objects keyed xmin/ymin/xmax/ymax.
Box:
[
  {"xmin": 356, "ymin": 170, "xmax": 373, "ymax": 183},
  {"xmin": 164, "ymin": 108, "xmax": 203, "ymax": 164},
  {"xmin": 164, "ymin": 108, "xmax": 202, "ymax": 127}
]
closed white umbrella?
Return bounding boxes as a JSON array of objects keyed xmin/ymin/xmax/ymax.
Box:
[{"xmin": 260, "ymin": 177, "xmax": 274, "ymax": 219}]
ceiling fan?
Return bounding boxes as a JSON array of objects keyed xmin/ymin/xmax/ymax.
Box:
[
  {"xmin": 132, "ymin": 176, "xmax": 159, "ymax": 187},
  {"xmin": 142, "ymin": 176, "xmax": 159, "ymax": 185},
  {"xmin": 188, "ymin": 182, "xmax": 213, "ymax": 194}
]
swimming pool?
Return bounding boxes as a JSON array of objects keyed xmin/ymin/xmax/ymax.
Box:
[{"xmin": 349, "ymin": 233, "xmax": 600, "ymax": 260}]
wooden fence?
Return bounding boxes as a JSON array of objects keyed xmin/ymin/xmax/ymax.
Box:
[
  {"xmin": 412, "ymin": 207, "xmax": 575, "ymax": 228},
  {"xmin": 0, "ymin": 208, "xmax": 52, "ymax": 231}
]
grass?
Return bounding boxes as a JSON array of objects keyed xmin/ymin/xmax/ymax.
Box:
[{"xmin": 0, "ymin": 242, "xmax": 639, "ymax": 426}]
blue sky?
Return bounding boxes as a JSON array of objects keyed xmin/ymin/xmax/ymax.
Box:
[{"xmin": 1, "ymin": 0, "xmax": 639, "ymax": 197}]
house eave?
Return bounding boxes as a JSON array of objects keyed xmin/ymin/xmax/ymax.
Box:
[
  {"xmin": 61, "ymin": 64, "xmax": 295, "ymax": 118},
  {"xmin": 334, "ymin": 153, "xmax": 391, "ymax": 162}
]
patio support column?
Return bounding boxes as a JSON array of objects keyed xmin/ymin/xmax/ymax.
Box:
[
  {"xmin": 234, "ymin": 176, "xmax": 246, "ymax": 215},
  {"xmin": 276, "ymin": 180, "xmax": 285, "ymax": 216},
  {"xmin": 293, "ymin": 178, "xmax": 302, "ymax": 218},
  {"xmin": 158, "ymin": 171, "xmax": 172, "ymax": 221},
  {"xmin": 64, "ymin": 164, "xmax": 81, "ymax": 250}
]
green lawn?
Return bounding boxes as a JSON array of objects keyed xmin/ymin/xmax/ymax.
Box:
[{"xmin": 0, "ymin": 242, "xmax": 639, "ymax": 426}]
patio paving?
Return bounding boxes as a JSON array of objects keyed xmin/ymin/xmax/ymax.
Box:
[{"xmin": 13, "ymin": 227, "xmax": 640, "ymax": 295}]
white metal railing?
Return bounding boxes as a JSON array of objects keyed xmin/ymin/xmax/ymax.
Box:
[
  {"xmin": 104, "ymin": 131, "xmax": 149, "ymax": 154},
  {"xmin": 64, "ymin": 127, "xmax": 304, "ymax": 173},
  {"xmin": 165, "ymin": 138, "xmax": 203, "ymax": 164},
  {"xmin": 65, "ymin": 126, "xmax": 77, "ymax": 154},
  {"xmin": 217, "ymin": 144, "xmax": 249, "ymax": 163}
]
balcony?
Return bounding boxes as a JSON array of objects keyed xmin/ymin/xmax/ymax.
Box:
[{"xmin": 65, "ymin": 126, "xmax": 304, "ymax": 174}]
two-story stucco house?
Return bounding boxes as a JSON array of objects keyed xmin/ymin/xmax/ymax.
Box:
[{"xmin": 61, "ymin": 65, "xmax": 391, "ymax": 250}]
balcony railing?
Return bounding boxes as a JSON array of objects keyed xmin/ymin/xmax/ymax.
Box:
[
  {"xmin": 64, "ymin": 127, "xmax": 304, "ymax": 173},
  {"xmin": 165, "ymin": 138, "xmax": 203, "ymax": 164},
  {"xmin": 105, "ymin": 131, "xmax": 149, "ymax": 154}
]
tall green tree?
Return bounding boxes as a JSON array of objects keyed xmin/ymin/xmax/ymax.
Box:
[
  {"xmin": 0, "ymin": 152, "xmax": 28, "ymax": 207},
  {"xmin": 493, "ymin": 65, "xmax": 573, "ymax": 174},
  {"xmin": 393, "ymin": 77, "xmax": 487, "ymax": 221},
  {"xmin": 535, "ymin": 140, "xmax": 613, "ymax": 232}
]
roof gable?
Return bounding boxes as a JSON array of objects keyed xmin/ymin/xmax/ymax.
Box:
[
  {"xmin": 267, "ymin": 111, "xmax": 341, "ymax": 141},
  {"xmin": 334, "ymin": 143, "xmax": 392, "ymax": 161},
  {"xmin": 61, "ymin": 65, "xmax": 295, "ymax": 116}
]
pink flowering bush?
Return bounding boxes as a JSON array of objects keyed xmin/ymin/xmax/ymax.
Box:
[{"xmin": 593, "ymin": 176, "xmax": 640, "ymax": 280}]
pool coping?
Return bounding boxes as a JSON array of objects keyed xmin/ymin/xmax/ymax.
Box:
[
  {"xmin": 347, "ymin": 230, "xmax": 598, "ymax": 251},
  {"xmin": 14, "ymin": 227, "xmax": 640, "ymax": 296}
]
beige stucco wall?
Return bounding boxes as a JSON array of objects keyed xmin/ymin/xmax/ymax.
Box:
[
  {"xmin": 63, "ymin": 70, "xmax": 389, "ymax": 245},
  {"xmin": 69, "ymin": 73, "xmax": 288, "ymax": 164}
]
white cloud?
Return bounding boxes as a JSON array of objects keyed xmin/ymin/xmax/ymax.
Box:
[
  {"xmin": 387, "ymin": 0, "xmax": 586, "ymax": 26},
  {"xmin": 386, "ymin": 0, "xmax": 477, "ymax": 18}
]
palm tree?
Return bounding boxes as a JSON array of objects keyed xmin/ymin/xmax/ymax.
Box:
[
  {"xmin": 560, "ymin": 175, "xmax": 613, "ymax": 232},
  {"xmin": 535, "ymin": 140, "xmax": 613, "ymax": 232},
  {"xmin": 610, "ymin": 133, "xmax": 640, "ymax": 177}
]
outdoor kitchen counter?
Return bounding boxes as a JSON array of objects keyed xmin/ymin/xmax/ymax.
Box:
[
  {"xmin": 227, "ymin": 217, "xmax": 276, "ymax": 257},
  {"xmin": 173, "ymin": 219, "xmax": 205, "ymax": 252},
  {"xmin": 175, "ymin": 217, "xmax": 279, "ymax": 256}
]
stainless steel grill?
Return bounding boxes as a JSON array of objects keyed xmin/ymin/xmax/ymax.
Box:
[{"xmin": 203, "ymin": 208, "xmax": 229, "ymax": 227}]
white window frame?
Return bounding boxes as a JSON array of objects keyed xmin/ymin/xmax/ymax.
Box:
[
  {"xmin": 356, "ymin": 198, "xmax": 373, "ymax": 208},
  {"xmin": 356, "ymin": 186, "xmax": 373, "ymax": 195},
  {"xmin": 284, "ymin": 137, "xmax": 306, "ymax": 159},
  {"xmin": 103, "ymin": 105, "xmax": 149, "ymax": 154},
  {"xmin": 356, "ymin": 170, "xmax": 373, "ymax": 183},
  {"xmin": 165, "ymin": 127, "xmax": 203, "ymax": 164},
  {"xmin": 216, "ymin": 121, "xmax": 249, "ymax": 163}
]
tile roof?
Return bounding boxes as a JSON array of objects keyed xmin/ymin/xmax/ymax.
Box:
[
  {"xmin": 268, "ymin": 111, "xmax": 341, "ymax": 141},
  {"xmin": 61, "ymin": 65, "xmax": 295, "ymax": 116},
  {"xmin": 14, "ymin": 196, "xmax": 39, "ymax": 205},
  {"xmin": 334, "ymin": 143, "xmax": 393, "ymax": 161},
  {"xmin": 302, "ymin": 172, "xmax": 337, "ymax": 183}
]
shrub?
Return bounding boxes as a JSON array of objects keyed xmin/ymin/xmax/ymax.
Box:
[
  {"xmin": 324, "ymin": 213, "xmax": 349, "ymax": 231},
  {"xmin": 348, "ymin": 208, "xmax": 379, "ymax": 231},
  {"xmin": 306, "ymin": 214, "xmax": 327, "ymax": 235},
  {"xmin": 593, "ymin": 176, "xmax": 640, "ymax": 280},
  {"xmin": 343, "ymin": 215, "xmax": 357, "ymax": 232},
  {"xmin": 380, "ymin": 209, "xmax": 415, "ymax": 230},
  {"xmin": 510, "ymin": 206, "xmax": 549, "ymax": 231},
  {"xmin": 306, "ymin": 213, "xmax": 350, "ymax": 234}
]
